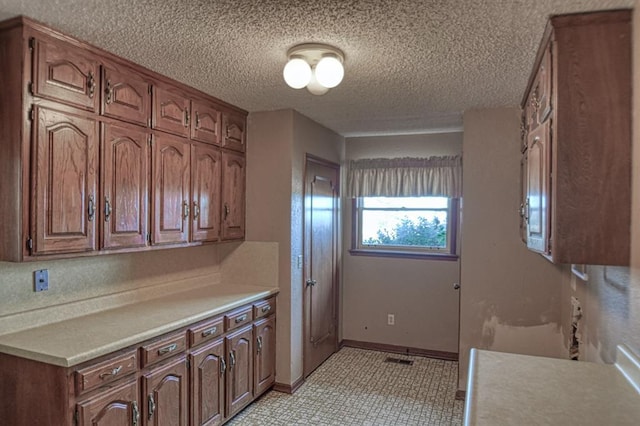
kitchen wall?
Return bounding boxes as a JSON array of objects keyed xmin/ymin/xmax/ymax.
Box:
[
  {"xmin": 558, "ymin": 3, "xmax": 640, "ymax": 365},
  {"xmin": 341, "ymin": 133, "xmax": 462, "ymax": 354},
  {"xmin": 458, "ymin": 107, "xmax": 566, "ymax": 390},
  {"xmin": 246, "ymin": 109, "xmax": 344, "ymax": 387}
]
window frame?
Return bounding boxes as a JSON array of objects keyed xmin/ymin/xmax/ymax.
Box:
[{"xmin": 349, "ymin": 197, "xmax": 459, "ymax": 261}]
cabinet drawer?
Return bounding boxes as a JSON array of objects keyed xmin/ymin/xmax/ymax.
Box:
[
  {"xmin": 75, "ymin": 350, "xmax": 137, "ymax": 395},
  {"xmin": 225, "ymin": 306, "xmax": 253, "ymax": 331},
  {"xmin": 253, "ymin": 298, "xmax": 276, "ymax": 320},
  {"xmin": 140, "ymin": 332, "xmax": 187, "ymax": 367},
  {"xmin": 189, "ymin": 316, "xmax": 224, "ymax": 348}
]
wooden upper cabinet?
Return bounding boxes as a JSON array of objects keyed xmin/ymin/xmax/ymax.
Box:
[
  {"xmin": 101, "ymin": 65, "xmax": 151, "ymax": 126},
  {"xmin": 32, "ymin": 107, "xmax": 98, "ymax": 255},
  {"xmin": 101, "ymin": 123, "xmax": 149, "ymax": 250},
  {"xmin": 221, "ymin": 151, "xmax": 246, "ymax": 240},
  {"xmin": 76, "ymin": 379, "xmax": 139, "ymax": 426},
  {"xmin": 191, "ymin": 339, "xmax": 226, "ymax": 426},
  {"xmin": 152, "ymin": 134, "xmax": 190, "ymax": 245},
  {"xmin": 152, "ymin": 86, "xmax": 190, "ymax": 137},
  {"xmin": 221, "ymin": 112, "xmax": 246, "ymax": 153},
  {"xmin": 191, "ymin": 100, "xmax": 221, "ymax": 145},
  {"xmin": 32, "ymin": 36, "xmax": 99, "ymax": 112},
  {"xmin": 142, "ymin": 356, "xmax": 189, "ymax": 426},
  {"xmin": 254, "ymin": 317, "xmax": 276, "ymax": 397},
  {"xmin": 225, "ymin": 325, "xmax": 253, "ymax": 418},
  {"xmin": 191, "ymin": 143, "xmax": 222, "ymax": 243},
  {"xmin": 525, "ymin": 120, "xmax": 550, "ymax": 255}
]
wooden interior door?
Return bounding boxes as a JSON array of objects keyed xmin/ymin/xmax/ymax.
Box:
[
  {"xmin": 76, "ymin": 379, "xmax": 139, "ymax": 426},
  {"xmin": 142, "ymin": 357, "xmax": 188, "ymax": 426},
  {"xmin": 191, "ymin": 144, "xmax": 221, "ymax": 242},
  {"xmin": 225, "ymin": 326, "xmax": 253, "ymax": 417},
  {"xmin": 254, "ymin": 317, "xmax": 276, "ymax": 396},
  {"xmin": 33, "ymin": 107, "xmax": 98, "ymax": 255},
  {"xmin": 102, "ymin": 123, "xmax": 149, "ymax": 249},
  {"xmin": 221, "ymin": 151, "xmax": 245, "ymax": 240},
  {"xmin": 152, "ymin": 134, "xmax": 190, "ymax": 245},
  {"xmin": 303, "ymin": 156, "xmax": 339, "ymax": 377},
  {"xmin": 526, "ymin": 120, "xmax": 551, "ymax": 254},
  {"xmin": 191, "ymin": 339, "xmax": 226, "ymax": 426}
]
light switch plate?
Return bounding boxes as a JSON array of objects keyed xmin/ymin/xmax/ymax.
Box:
[{"xmin": 34, "ymin": 269, "xmax": 49, "ymax": 292}]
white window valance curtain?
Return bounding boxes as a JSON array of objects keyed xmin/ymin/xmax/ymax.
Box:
[{"xmin": 346, "ymin": 156, "xmax": 462, "ymax": 198}]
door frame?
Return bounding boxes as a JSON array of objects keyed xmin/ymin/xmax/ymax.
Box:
[{"xmin": 302, "ymin": 154, "xmax": 341, "ymax": 378}]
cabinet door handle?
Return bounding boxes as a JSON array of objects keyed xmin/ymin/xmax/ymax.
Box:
[
  {"xmin": 224, "ymin": 203, "xmax": 230, "ymax": 220},
  {"xmin": 257, "ymin": 336, "xmax": 263, "ymax": 354},
  {"xmin": 229, "ymin": 351, "xmax": 236, "ymax": 369},
  {"xmin": 104, "ymin": 79, "xmax": 113, "ymax": 104},
  {"xmin": 184, "ymin": 110, "xmax": 190, "ymax": 127},
  {"xmin": 220, "ymin": 357, "xmax": 227, "ymax": 374},
  {"xmin": 183, "ymin": 201, "xmax": 190, "ymax": 220},
  {"xmin": 195, "ymin": 111, "xmax": 200, "ymax": 130},
  {"xmin": 306, "ymin": 279, "xmax": 316, "ymax": 287},
  {"xmin": 88, "ymin": 195, "xmax": 95, "ymax": 221},
  {"xmin": 98, "ymin": 365, "xmax": 122, "ymax": 379},
  {"xmin": 87, "ymin": 71, "xmax": 96, "ymax": 99},
  {"xmin": 261, "ymin": 305, "xmax": 271, "ymax": 314},
  {"xmin": 201, "ymin": 326, "xmax": 217, "ymax": 337},
  {"xmin": 132, "ymin": 401, "xmax": 140, "ymax": 426},
  {"xmin": 148, "ymin": 394, "xmax": 156, "ymax": 420},
  {"xmin": 193, "ymin": 201, "xmax": 200, "ymax": 219},
  {"xmin": 235, "ymin": 314, "xmax": 247, "ymax": 324},
  {"xmin": 157, "ymin": 343, "xmax": 177, "ymax": 356},
  {"xmin": 104, "ymin": 197, "xmax": 112, "ymax": 222},
  {"xmin": 525, "ymin": 198, "xmax": 530, "ymax": 223}
]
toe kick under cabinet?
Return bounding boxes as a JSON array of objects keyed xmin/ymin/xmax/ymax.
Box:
[
  {"xmin": 0, "ymin": 16, "xmax": 246, "ymax": 262},
  {"xmin": 0, "ymin": 296, "xmax": 276, "ymax": 426}
]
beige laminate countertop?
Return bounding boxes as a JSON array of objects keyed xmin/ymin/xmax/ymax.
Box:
[
  {"xmin": 464, "ymin": 348, "xmax": 640, "ymax": 425},
  {"xmin": 0, "ymin": 284, "xmax": 278, "ymax": 368}
]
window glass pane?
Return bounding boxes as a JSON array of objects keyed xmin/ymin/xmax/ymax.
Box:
[
  {"xmin": 361, "ymin": 209, "xmax": 448, "ymax": 248},
  {"xmin": 362, "ymin": 196, "xmax": 448, "ymax": 209}
]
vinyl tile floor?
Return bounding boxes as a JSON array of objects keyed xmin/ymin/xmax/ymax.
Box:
[{"xmin": 229, "ymin": 347, "xmax": 464, "ymax": 425}]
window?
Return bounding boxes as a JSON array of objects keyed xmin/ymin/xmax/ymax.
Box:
[{"xmin": 351, "ymin": 196, "xmax": 458, "ymax": 260}]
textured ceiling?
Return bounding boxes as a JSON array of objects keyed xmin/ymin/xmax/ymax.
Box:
[{"xmin": 0, "ymin": 0, "xmax": 634, "ymax": 136}]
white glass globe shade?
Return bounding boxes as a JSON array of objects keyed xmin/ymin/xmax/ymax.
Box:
[
  {"xmin": 306, "ymin": 69, "xmax": 329, "ymax": 95},
  {"xmin": 315, "ymin": 56, "xmax": 344, "ymax": 88},
  {"xmin": 283, "ymin": 58, "xmax": 312, "ymax": 89}
]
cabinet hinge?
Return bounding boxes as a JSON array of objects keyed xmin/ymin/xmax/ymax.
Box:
[
  {"xmin": 148, "ymin": 135, "xmax": 152, "ymax": 145},
  {"xmin": 186, "ymin": 358, "xmax": 190, "ymax": 369},
  {"xmin": 147, "ymin": 232, "xmax": 151, "ymax": 243},
  {"xmin": 27, "ymin": 81, "xmax": 33, "ymax": 95},
  {"xmin": 73, "ymin": 409, "xmax": 79, "ymax": 426},
  {"xmin": 26, "ymin": 237, "xmax": 33, "ymax": 251},
  {"xmin": 28, "ymin": 37, "xmax": 35, "ymax": 50},
  {"xmin": 147, "ymin": 117, "xmax": 152, "ymax": 127},
  {"xmin": 148, "ymin": 85, "xmax": 152, "ymax": 95},
  {"xmin": 28, "ymin": 107, "xmax": 35, "ymax": 121}
]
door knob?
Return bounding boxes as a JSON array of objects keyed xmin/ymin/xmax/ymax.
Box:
[{"xmin": 306, "ymin": 279, "xmax": 316, "ymax": 287}]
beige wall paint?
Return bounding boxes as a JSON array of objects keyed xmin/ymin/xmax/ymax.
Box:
[
  {"xmin": 246, "ymin": 109, "xmax": 344, "ymax": 386},
  {"xmin": 458, "ymin": 107, "xmax": 566, "ymax": 390},
  {"xmin": 558, "ymin": 3, "xmax": 640, "ymax": 365},
  {"xmin": 342, "ymin": 133, "xmax": 462, "ymax": 353}
]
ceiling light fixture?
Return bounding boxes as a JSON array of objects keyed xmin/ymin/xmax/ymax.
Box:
[{"xmin": 283, "ymin": 43, "xmax": 345, "ymax": 95}]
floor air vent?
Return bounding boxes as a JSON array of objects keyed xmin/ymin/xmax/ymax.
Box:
[{"xmin": 384, "ymin": 357, "xmax": 414, "ymax": 366}]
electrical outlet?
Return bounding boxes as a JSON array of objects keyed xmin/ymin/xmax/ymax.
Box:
[
  {"xmin": 34, "ymin": 269, "xmax": 49, "ymax": 292},
  {"xmin": 387, "ymin": 314, "xmax": 395, "ymax": 326}
]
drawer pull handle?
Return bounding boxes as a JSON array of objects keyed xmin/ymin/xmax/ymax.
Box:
[
  {"xmin": 235, "ymin": 314, "xmax": 247, "ymax": 324},
  {"xmin": 98, "ymin": 365, "xmax": 122, "ymax": 379},
  {"xmin": 157, "ymin": 343, "xmax": 178, "ymax": 356},
  {"xmin": 261, "ymin": 305, "xmax": 271, "ymax": 313},
  {"xmin": 201, "ymin": 326, "xmax": 217, "ymax": 337}
]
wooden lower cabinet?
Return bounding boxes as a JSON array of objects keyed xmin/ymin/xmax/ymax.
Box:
[
  {"xmin": 76, "ymin": 379, "xmax": 140, "ymax": 426},
  {"xmin": 254, "ymin": 317, "xmax": 276, "ymax": 397},
  {"xmin": 190, "ymin": 339, "xmax": 226, "ymax": 426},
  {"xmin": 226, "ymin": 325, "xmax": 254, "ymax": 418},
  {"xmin": 142, "ymin": 356, "xmax": 189, "ymax": 426}
]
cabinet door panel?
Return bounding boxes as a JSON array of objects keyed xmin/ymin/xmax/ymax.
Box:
[
  {"xmin": 153, "ymin": 87, "xmax": 190, "ymax": 137},
  {"xmin": 254, "ymin": 317, "xmax": 276, "ymax": 397},
  {"xmin": 226, "ymin": 325, "xmax": 253, "ymax": 417},
  {"xmin": 221, "ymin": 152, "xmax": 245, "ymax": 241},
  {"xmin": 526, "ymin": 120, "xmax": 551, "ymax": 254},
  {"xmin": 77, "ymin": 379, "xmax": 139, "ymax": 426},
  {"xmin": 191, "ymin": 144, "xmax": 221, "ymax": 242},
  {"xmin": 33, "ymin": 37, "xmax": 99, "ymax": 111},
  {"xmin": 191, "ymin": 101, "xmax": 221, "ymax": 145},
  {"xmin": 33, "ymin": 107, "xmax": 98, "ymax": 254},
  {"xmin": 102, "ymin": 66, "xmax": 151, "ymax": 126},
  {"xmin": 152, "ymin": 134, "xmax": 190, "ymax": 245},
  {"xmin": 191, "ymin": 339, "xmax": 226, "ymax": 426},
  {"xmin": 221, "ymin": 113, "xmax": 245, "ymax": 152},
  {"xmin": 102, "ymin": 124, "xmax": 149, "ymax": 249},
  {"xmin": 142, "ymin": 356, "xmax": 188, "ymax": 426}
]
